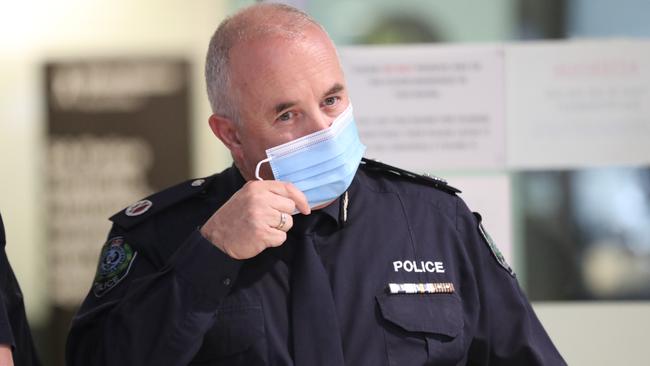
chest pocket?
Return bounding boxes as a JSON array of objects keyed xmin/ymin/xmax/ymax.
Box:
[
  {"xmin": 376, "ymin": 293, "xmax": 465, "ymax": 366},
  {"xmin": 190, "ymin": 296, "xmax": 267, "ymax": 365}
]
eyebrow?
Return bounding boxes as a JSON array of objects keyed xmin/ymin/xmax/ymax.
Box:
[
  {"xmin": 274, "ymin": 102, "xmax": 296, "ymax": 115},
  {"xmin": 323, "ymin": 83, "xmax": 345, "ymax": 98},
  {"xmin": 272, "ymin": 83, "xmax": 345, "ymax": 115}
]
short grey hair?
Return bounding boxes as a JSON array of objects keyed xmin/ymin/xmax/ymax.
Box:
[{"xmin": 205, "ymin": 3, "xmax": 324, "ymax": 123}]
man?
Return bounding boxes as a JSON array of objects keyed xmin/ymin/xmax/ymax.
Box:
[
  {"xmin": 0, "ymin": 213, "xmax": 42, "ymax": 366},
  {"xmin": 66, "ymin": 3, "xmax": 565, "ymax": 365}
]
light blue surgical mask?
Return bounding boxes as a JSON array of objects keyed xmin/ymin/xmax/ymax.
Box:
[{"xmin": 255, "ymin": 104, "xmax": 366, "ymax": 209}]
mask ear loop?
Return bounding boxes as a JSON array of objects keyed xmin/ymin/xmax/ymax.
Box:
[
  {"xmin": 255, "ymin": 157, "xmax": 271, "ymax": 180},
  {"xmin": 255, "ymin": 157, "xmax": 300, "ymax": 215}
]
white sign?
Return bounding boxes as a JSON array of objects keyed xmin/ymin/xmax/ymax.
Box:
[
  {"xmin": 506, "ymin": 40, "xmax": 650, "ymax": 169},
  {"xmin": 340, "ymin": 45, "xmax": 506, "ymax": 172}
]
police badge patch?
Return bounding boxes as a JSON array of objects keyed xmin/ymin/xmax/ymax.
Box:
[
  {"xmin": 93, "ymin": 236, "xmax": 137, "ymax": 297},
  {"xmin": 478, "ymin": 222, "xmax": 516, "ymax": 277}
]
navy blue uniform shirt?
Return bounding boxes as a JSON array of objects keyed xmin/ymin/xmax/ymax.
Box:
[
  {"xmin": 66, "ymin": 162, "xmax": 566, "ymax": 365},
  {"xmin": 0, "ymin": 213, "xmax": 42, "ymax": 366}
]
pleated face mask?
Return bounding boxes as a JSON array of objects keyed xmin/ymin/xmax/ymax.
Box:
[{"xmin": 255, "ymin": 104, "xmax": 366, "ymax": 209}]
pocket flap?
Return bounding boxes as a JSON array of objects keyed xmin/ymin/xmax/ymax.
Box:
[{"xmin": 376, "ymin": 293, "xmax": 463, "ymax": 337}]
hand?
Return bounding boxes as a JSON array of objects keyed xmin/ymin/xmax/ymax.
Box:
[
  {"xmin": 0, "ymin": 344, "xmax": 13, "ymax": 366},
  {"xmin": 201, "ymin": 180, "xmax": 310, "ymax": 259}
]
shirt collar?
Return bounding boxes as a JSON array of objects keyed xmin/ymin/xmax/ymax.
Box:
[
  {"xmin": 319, "ymin": 195, "xmax": 341, "ymax": 227},
  {"xmin": 310, "ymin": 169, "xmax": 362, "ymax": 229}
]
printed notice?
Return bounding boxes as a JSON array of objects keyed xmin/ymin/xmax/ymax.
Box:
[
  {"xmin": 340, "ymin": 45, "xmax": 506, "ymax": 171},
  {"xmin": 507, "ymin": 40, "xmax": 650, "ymax": 169}
]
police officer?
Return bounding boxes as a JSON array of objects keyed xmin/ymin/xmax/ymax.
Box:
[
  {"xmin": 0, "ymin": 213, "xmax": 42, "ymax": 366},
  {"xmin": 66, "ymin": 3, "xmax": 566, "ymax": 365}
]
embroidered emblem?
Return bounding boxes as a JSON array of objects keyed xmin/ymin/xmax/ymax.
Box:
[
  {"xmin": 125, "ymin": 199, "xmax": 152, "ymax": 217},
  {"xmin": 387, "ymin": 282, "xmax": 455, "ymax": 294},
  {"xmin": 93, "ymin": 236, "xmax": 137, "ymax": 297},
  {"xmin": 478, "ymin": 222, "xmax": 515, "ymax": 277},
  {"xmin": 191, "ymin": 179, "xmax": 205, "ymax": 187}
]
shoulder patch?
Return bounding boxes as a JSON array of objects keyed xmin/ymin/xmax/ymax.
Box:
[
  {"xmin": 93, "ymin": 236, "xmax": 137, "ymax": 297},
  {"xmin": 110, "ymin": 174, "xmax": 216, "ymax": 230},
  {"xmin": 475, "ymin": 214, "xmax": 515, "ymax": 277},
  {"xmin": 360, "ymin": 158, "xmax": 460, "ymax": 195}
]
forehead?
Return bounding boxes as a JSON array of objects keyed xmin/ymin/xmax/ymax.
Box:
[{"xmin": 228, "ymin": 26, "xmax": 345, "ymax": 108}]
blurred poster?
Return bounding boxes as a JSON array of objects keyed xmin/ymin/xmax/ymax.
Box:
[
  {"xmin": 507, "ymin": 40, "xmax": 650, "ymax": 169},
  {"xmin": 45, "ymin": 59, "xmax": 191, "ymax": 308},
  {"xmin": 340, "ymin": 45, "xmax": 506, "ymax": 172}
]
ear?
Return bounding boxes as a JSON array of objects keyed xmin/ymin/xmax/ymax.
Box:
[{"xmin": 208, "ymin": 114, "xmax": 244, "ymax": 162}]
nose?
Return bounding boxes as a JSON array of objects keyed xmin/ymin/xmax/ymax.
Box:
[{"xmin": 305, "ymin": 109, "xmax": 333, "ymax": 135}]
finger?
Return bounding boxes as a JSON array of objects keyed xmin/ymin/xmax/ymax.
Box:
[
  {"xmin": 267, "ymin": 181, "xmax": 310, "ymax": 215},
  {"xmin": 276, "ymin": 211, "xmax": 293, "ymax": 232},
  {"xmin": 264, "ymin": 209, "xmax": 293, "ymax": 232},
  {"xmin": 242, "ymin": 181, "xmax": 295, "ymax": 213},
  {"xmin": 265, "ymin": 229, "xmax": 287, "ymax": 248},
  {"xmin": 268, "ymin": 194, "xmax": 297, "ymax": 214}
]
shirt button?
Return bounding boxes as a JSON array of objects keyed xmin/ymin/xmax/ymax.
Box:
[{"xmin": 222, "ymin": 277, "xmax": 232, "ymax": 286}]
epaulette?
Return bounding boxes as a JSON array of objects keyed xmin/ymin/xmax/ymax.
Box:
[
  {"xmin": 360, "ymin": 158, "xmax": 461, "ymax": 195},
  {"xmin": 109, "ymin": 174, "xmax": 217, "ymax": 230}
]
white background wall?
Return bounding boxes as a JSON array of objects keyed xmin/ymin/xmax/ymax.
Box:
[
  {"xmin": 0, "ymin": 1, "xmax": 648, "ymax": 365},
  {"xmin": 535, "ymin": 302, "xmax": 650, "ymax": 365}
]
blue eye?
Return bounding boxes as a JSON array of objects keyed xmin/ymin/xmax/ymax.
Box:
[
  {"xmin": 277, "ymin": 111, "xmax": 293, "ymax": 122},
  {"xmin": 323, "ymin": 96, "xmax": 339, "ymax": 106}
]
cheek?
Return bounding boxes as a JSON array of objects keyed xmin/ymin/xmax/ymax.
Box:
[
  {"xmin": 242, "ymin": 145, "xmax": 274, "ymax": 180},
  {"xmin": 238, "ymin": 134, "xmax": 270, "ymax": 167},
  {"xmin": 238, "ymin": 124, "xmax": 301, "ymax": 163}
]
